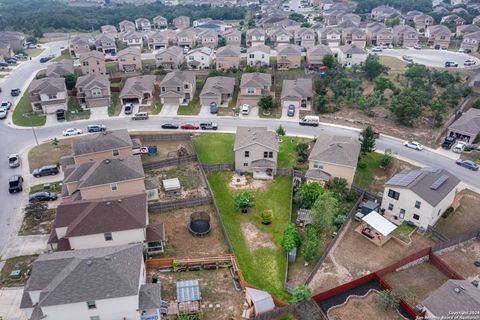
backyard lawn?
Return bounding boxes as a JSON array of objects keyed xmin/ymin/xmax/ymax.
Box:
[
  {"xmin": 278, "ymin": 136, "xmax": 311, "ymax": 169},
  {"xmin": 193, "ymin": 133, "xmax": 235, "ymax": 164},
  {"xmin": 108, "ymin": 93, "xmax": 121, "ymax": 116},
  {"xmin": 12, "ymin": 92, "xmax": 46, "ymax": 127},
  {"xmin": 208, "ymin": 172, "xmax": 292, "ymax": 300}
]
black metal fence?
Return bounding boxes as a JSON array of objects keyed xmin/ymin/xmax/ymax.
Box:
[
  {"xmin": 427, "ymin": 225, "xmax": 449, "ymax": 243},
  {"xmin": 432, "ymin": 229, "xmax": 480, "ymax": 252},
  {"xmin": 148, "ymin": 196, "xmax": 213, "ymax": 213},
  {"xmin": 143, "ymin": 155, "xmax": 198, "ymax": 170},
  {"xmin": 202, "ymin": 163, "xmax": 235, "ymax": 172}
]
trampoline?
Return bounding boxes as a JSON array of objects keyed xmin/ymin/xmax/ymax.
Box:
[{"xmin": 188, "ymin": 211, "xmax": 211, "ymax": 236}]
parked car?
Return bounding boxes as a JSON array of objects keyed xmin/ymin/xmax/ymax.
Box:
[
  {"xmin": 287, "ymin": 105, "xmax": 295, "ymax": 117},
  {"xmin": 63, "ymin": 128, "xmax": 83, "ymax": 136},
  {"xmin": 445, "ymin": 61, "xmax": 458, "ymax": 68},
  {"xmin": 33, "ymin": 164, "xmax": 59, "ymax": 177},
  {"xmin": 442, "ymin": 136, "xmax": 456, "ymax": 149},
  {"xmin": 124, "ymin": 103, "xmax": 134, "ymax": 115},
  {"xmin": 180, "ymin": 123, "xmax": 199, "ymax": 130},
  {"xmin": 39, "ymin": 56, "xmax": 51, "ymax": 63},
  {"xmin": 210, "ymin": 102, "xmax": 218, "ymax": 114},
  {"xmin": 241, "ymin": 104, "xmax": 250, "ymax": 115},
  {"xmin": 200, "ymin": 122, "xmax": 218, "ymax": 130},
  {"xmin": 0, "ymin": 108, "xmax": 7, "ymax": 120},
  {"xmin": 132, "ymin": 112, "xmax": 149, "ymax": 120},
  {"xmin": 402, "ymin": 55, "xmax": 413, "ymax": 63},
  {"xmin": 87, "ymin": 124, "xmax": 107, "ymax": 132},
  {"xmin": 240, "ymin": 47, "xmax": 247, "ymax": 54},
  {"xmin": 414, "ymin": 44, "xmax": 423, "ymax": 50},
  {"xmin": 105, "ymin": 55, "xmax": 117, "ymax": 62},
  {"xmin": 403, "ymin": 140, "xmax": 423, "ymax": 151},
  {"xmin": 56, "ymin": 109, "xmax": 66, "ymax": 121},
  {"xmin": 26, "ymin": 43, "xmax": 37, "ymax": 49},
  {"xmin": 161, "ymin": 123, "xmax": 179, "ymax": 129},
  {"xmin": 299, "ymin": 115, "xmax": 320, "ymax": 127},
  {"xmin": 464, "ymin": 59, "xmax": 477, "ymax": 66},
  {"xmin": 8, "ymin": 175, "xmax": 23, "ymax": 193},
  {"xmin": 10, "ymin": 88, "xmax": 20, "ymax": 96},
  {"xmin": 6, "ymin": 57, "xmax": 17, "ymax": 64},
  {"xmin": 1, "ymin": 100, "xmax": 12, "ymax": 110},
  {"xmin": 372, "ymin": 47, "xmax": 382, "ymax": 52},
  {"xmin": 29, "ymin": 192, "xmax": 58, "ymax": 202},
  {"xmin": 452, "ymin": 141, "xmax": 467, "ymax": 153},
  {"xmin": 8, "ymin": 154, "xmax": 20, "ymax": 168},
  {"xmin": 456, "ymin": 159, "xmax": 479, "ymax": 171},
  {"xmin": 459, "ymin": 47, "xmax": 471, "ymax": 53}
]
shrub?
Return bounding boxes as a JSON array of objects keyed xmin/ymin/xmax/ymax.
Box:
[
  {"xmin": 295, "ymin": 182, "xmax": 323, "ymax": 209},
  {"xmin": 296, "ymin": 143, "xmax": 309, "ymax": 163},
  {"xmin": 234, "ymin": 192, "xmax": 254, "ymax": 213},
  {"xmin": 280, "ymin": 313, "xmax": 294, "ymax": 320},
  {"xmin": 472, "ymin": 99, "xmax": 480, "ymax": 109},
  {"xmin": 442, "ymin": 206, "xmax": 454, "ymax": 218},
  {"xmin": 301, "ymin": 226, "xmax": 322, "ymax": 262},
  {"xmin": 358, "ymin": 160, "xmax": 367, "ymax": 169},
  {"xmin": 276, "ymin": 125, "xmax": 286, "ymax": 136},
  {"xmin": 261, "ymin": 209, "xmax": 273, "ymax": 224},
  {"xmin": 376, "ymin": 290, "xmax": 401, "ymax": 311},
  {"xmin": 281, "ymin": 222, "xmax": 300, "ymax": 252},
  {"xmin": 380, "ymin": 149, "xmax": 394, "ymax": 169},
  {"xmin": 289, "ymin": 285, "xmax": 312, "ymax": 304}
]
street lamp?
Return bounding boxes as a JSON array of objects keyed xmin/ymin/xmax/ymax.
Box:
[{"xmin": 22, "ymin": 113, "xmax": 39, "ymax": 146}]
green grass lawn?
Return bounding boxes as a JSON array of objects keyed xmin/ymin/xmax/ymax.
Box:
[
  {"xmin": 12, "ymin": 92, "xmax": 46, "ymax": 127},
  {"xmin": 354, "ymin": 152, "xmax": 382, "ymax": 189},
  {"xmin": 278, "ymin": 136, "xmax": 311, "ymax": 169},
  {"xmin": 108, "ymin": 93, "xmax": 121, "ymax": 116},
  {"xmin": 30, "ymin": 181, "xmax": 63, "ymax": 194},
  {"xmin": 25, "ymin": 48, "xmax": 44, "ymax": 57},
  {"xmin": 66, "ymin": 97, "xmax": 90, "ymax": 121},
  {"xmin": 208, "ymin": 172, "xmax": 291, "ymax": 300},
  {"xmin": 52, "ymin": 48, "xmax": 73, "ymax": 62},
  {"xmin": 177, "ymin": 93, "xmax": 201, "ymax": 115},
  {"xmin": 193, "ymin": 133, "xmax": 235, "ymax": 164}
]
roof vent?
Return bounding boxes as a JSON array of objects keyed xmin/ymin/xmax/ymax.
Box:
[
  {"xmin": 105, "ymin": 159, "xmax": 110, "ymax": 164},
  {"xmin": 117, "ymin": 199, "xmax": 122, "ymax": 203},
  {"xmin": 454, "ymin": 287, "xmax": 463, "ymax": 293},
  {"xmin": 86, "ymin": 260, "xmax": 93, "ymax": 266},
  {"xmin": 105, "ymin": 255, "xmax": 111, "ymax": 261},
  {"xmin": 106, "ymin": 201, "xmax": 112, "ymax": 206}
]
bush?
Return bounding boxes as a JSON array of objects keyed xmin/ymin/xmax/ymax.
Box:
[
  {"xmin": 442, "ymin": 206, "xmax": 454, "ymax": 218},
  {"xmin": 376, "ymin": 290, "xmax": 401, "ymax": 311},
  {"xmin": 234, "ymin": 192, "xmax": 254, "ymax": 212},
  {"xmin": 280, "ymin": 313, "xmax": 294, "ymax": 320},
  {"xmin": 295, "ymin": 182, "xmax": 323, "ymax": 209},
  {"xmin": 296, "ymin": 143, "xmax": 309, "ymax": 163},
  {"xmin": 276, "ymin": 125, "xmax": 286, "ymax": 136},
  {"xmin": 261, "ymin": 209, "xmax": 273, "ymax": 224},
  {"xmin": 380, "ymin": 149, "xmax": 394, "ymax": 169},
  {"xmin": 289, "ymin": 285, "xmax": 312, "ymax": 304},
  {"xmin": 472, "ymin": 99, "xmax": 480, "ymax": 109},
  {"xmin": 301, "ymin": 226, "xmax": 322, "ymax": 262},
  {"xmin": 281, "ymin": 222, "xmax": 300, "ymax": 252},
  {"xmin": 358, "ymin": 160, "xmax": 367, "ymax": 169}
]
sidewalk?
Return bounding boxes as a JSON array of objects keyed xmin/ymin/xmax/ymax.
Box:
[{"xmin": 0, "ymin": 287, "xmax": 28, "ymax": 320}]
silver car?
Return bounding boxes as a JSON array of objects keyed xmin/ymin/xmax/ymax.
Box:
[{"xmin": 8, "ymin": 154, "xmax": 20, "ymax": 168}]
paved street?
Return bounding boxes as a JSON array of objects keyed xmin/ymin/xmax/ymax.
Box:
[{"xmin": 377, "ymin": 48, "xmax": 480, "ymax": 69}]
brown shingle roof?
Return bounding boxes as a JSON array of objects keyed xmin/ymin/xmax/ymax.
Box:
[
  {"xmin": 120, "ymin": 75, "xmax": 156, "ymax": 97},
  {"xmin": 308, "ymin": 134, "xmax": 360, "ymax": 168},
  {"xmin": 234, "ymin": 127, "xmax": 279, "ymax": 151},
  {"xmin": 72, "ymin": 129, "xmax": 133, "ymax": 156}
]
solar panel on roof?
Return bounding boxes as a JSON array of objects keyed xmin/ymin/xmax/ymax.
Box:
[
  {"xmin": 388, "ymin": 171, "xmax": 422, "ymax": 187},
  {"xmin": 430, "ymin": 175, "xmax": 449, "ymax": 190}
]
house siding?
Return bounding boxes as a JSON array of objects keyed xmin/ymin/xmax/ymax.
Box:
[
  {"xmin": 308, "ymin": 161, "xmax": 356, "ymax": 187},
  {"xmin": 235, "ymin": 144, "xmax": 277, "ymax": 173},
  {"xmin": 80, "ymin": 179, "xmax": 145, "ymax": 200},
  {"xmin": 68, "ymin": 228, "xmax": 145, "ymax": 250}
]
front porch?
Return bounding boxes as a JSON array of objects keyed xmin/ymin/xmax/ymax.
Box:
[{"xmin": 145, "ymin": 223, "xmax": 166, "ymax": 255}]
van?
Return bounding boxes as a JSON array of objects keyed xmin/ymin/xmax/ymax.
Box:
[
  {"xmin": 241, "ymin": 104, "xmax": 250, "ymax": 115},
  {"xmin": 132, "ymin": 112, "xmax": 149, "ymax": 120},
  {"xmin": 299, "ymin": 115, "xmax": 319, "ymax": 127}
]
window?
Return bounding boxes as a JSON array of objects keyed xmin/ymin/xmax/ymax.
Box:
[
  {"xmin": 387, "ymin": 189, "xmax": 400, "ymax": 200},
  {"xmin": 243, "ymin": 163, "xmax": 248, "ymax": 167},
  {"xmin": 268, "ymin": 152, "xmax": 273, "ymax": 158},
  {"xmin": 111, "ymin": 183, "xmax": 118, "ymax": 191},
  {"xmin": 247, "ymin": 87, "xmax": 256, "ymax": 94},
  {"xmin": 313, "ymin": 161, "xmax": 323, "ymax": 169},
  {"xmin": 83, "ymin": 61, "xmax": 89, "ymax": 66},
  {"xmin": 189, "ymin": 55, "xmax": 194, "ymax": 60},
  {"xmin": 104, "ymin": 232, "xmax": 113, "ymax": 241},
  {"xmin": 112, "ymin": 149, "xmax": 119, "ymax": 156},
  {"xmin": 161, "ymin": 87, "xmax": 165, "ymax": 92},
  {"xmin": 415, "ymin": 201, "xmax": 421, "ymax": 209},
  {"xmin": 244, "ymin": 151, "xmax": 249, "ymax": 157},
  {"xmin": 47, "ymin": 94, "xmax": 57, "ymax": 99},
  {"xmin": 90, "ymin": 316, "xmax": 100, "ymax": 320},
  {"xmin": 388, "ymin": 203, "xmax": 394, "ymax": 211},
  {"xmin": 87, "ymin": 301, "xmax": 96, "ymax": 309},
  {"xmin": 184, "ymin": 84, "xmax": 189, "ymax": 89},
  {"xmin": 249, "ymin": 54, "xmax": 254, "ymax": 58},
  {"xmin": 92, "ymin": 88, "xmax": 102, "ymax": 98},
  {"xmin": 263, "ymin": 151, "xmax": 268, "ymax": 158},
  {"xmin": 413, "ymin": 214, "xmax": 420, "ymax": 220},
  {"xmin": 176, "ymin": 87, "xmax": 180, "ymax": 92},
  {"xmin": 399, "ymin": 209, "xmax": 405, "ymax": 219},
  {"xmin": 346, "ymin": 54, "xmax": 352, "ymax": 58}
]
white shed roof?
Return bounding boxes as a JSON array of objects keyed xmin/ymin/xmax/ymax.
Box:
[
  {"xmin": 362, "ymin": 211, "xmax": 397, "ymax": 236},
  {"xmin": 162, "ymin": 178, "xmax": 181, "ymax": 191},
  {"xmin": 246, "ymin": 287, "xmax": 275, "ymax": 314}
]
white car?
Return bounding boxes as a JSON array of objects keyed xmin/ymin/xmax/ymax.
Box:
[
  {"xmin": 0, "ymin": 107, "xmax": 7, "ymax": 119},
  {"xmin": 241, "ymin": 104, "xmax": 250, "ymax": 115},
  {"xmin": 403, "ymin": 140, "xmax": 423, "ymax": 151},
  {"xmin": 63, "ymin": 128, "xmax": 83, "ymax": 136},
  {"xmin": 372, "ymin": 47, "xmax": 382, "ymax": 52},
  {"xmin": 0, "ymin": 101, "xmax": 12, "ymax": 110},
  {"xmin": 453, "ymin": 141, "xmax": 467, "ymax": 153},
  {"xmin": 414, "ymin": 44, "xmax": 423, "ymax": 50},
  {"xmin": 464, "ymin": 59, "xmax": 477, "ymax": 66}
]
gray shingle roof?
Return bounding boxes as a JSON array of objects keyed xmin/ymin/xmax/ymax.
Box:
[
  {"xmin": 22, "ymin": 244, "xmax": 143, "ymax": 307},
  {"xmin": 305, "ymin": 169, "xmax": 331, "ymax": 181},
  {"xmin": 247, "ymin": 44, "xmax": 270, "ymax": 54},
  {"xmin": 29, "ymin": 77, "xmax": 67, "ymax": 96},
  {"xmin": 240, "ymin": 72, "xmax": 271, "ymax": 89},
  {"xmin": 72, "ymin": 129, "xmax": 133, "ymax": 156},
  {"xmin": 234, "ymin": 127, "xmax": 279, "ymax": 151},
  {"xmin": 177, "ymin": 279, "xmax": 201, "ymax": 302},
  {"xmin": 308, "ymin": 44, "xmax": 333, "ymax": 57},
  {"xmin": 139, "ymin": 283, "xmax": 162, "ymax": 310},
  {"xmin": 386, "ymin": 168, "xmax": 460, "ymax": 206},
  {"xmin": 117, "ymin": 46, "xmax": 141, "ymax": 58},
  {"xmin": 120, "ymin": 75, "xmax": 156, "ymax": 97},
  {"xmin": 160, "ymin": 70, "xmax": 195, "ymax": 87},
  {"xmin": 422, "ymin": 280, "xmax": 480, "ymax": 317},
  {"xmin": 216, "ymin": 45, "xmax": 240, "ymax": 57},
  {"xmin": 448, "ymin": 108, "xmax": 480, "ymax": 136},
  {"xmin": 246, "ymin": 287, "xmax": 275, "ymax": 314},
  {"xmin": 339, "ymin": 43, "xmax": 367, "ymax": 54},
  {"xmin": 200, "ymin": 76, "xmax": 235, "ymax": 98},
  {"xmin": 277, "ymin": 44, "xmax": 301, "ymax": 55},
  {"xmin": 308, "ymin": 134, "xmax": 360, "ymax": 168},
  {"xmin": 46, "ymin": 61, "xmax": 74, "ymax": 78},
  {"xmin": 281, "ymin": 79, "xmax": 313, "ymax": 100},
  {"xmin": 76, "ymin": 74, "xmax": 110, "ymax": 91},
  {"xmin": 79, "ymin": 50, "xmax": 104, "ymax": 61}
]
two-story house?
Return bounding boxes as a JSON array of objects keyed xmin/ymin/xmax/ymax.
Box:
[
  {"xmin": 365, "ymin": 22, "xmax": 387, "ymax": 46},
  {"xmin": 371, "ymin": 5, "xmax": 401, "ymax": 22},
  {"xmin": 120, "ymin": 75, "xmax": 156, "ymax": 106},
  {"xmin": 176, "ymin": 28, "xmax": 197, "ymax": 49},
  {"xmin": 197, "ymin": 29, "xmax": 218, "ymax": 49},
  {"xmin": 337, "ymin": 44, "xmax": 367, "ymax": 67},
  {"xmin": 269, "ymin": 27, "xmax": 293, "ymax": 46},
  {"xmin": 381, "ymin": 168, "xmax": 460, "ymax": 229},
  {"xmin": 69, "ymin": 35, "xmax": 91, "ymax": 57},
  {"xmin": 153, "ymin": 15, "xmax": 168, "ymax": 29},
  {"xmin": 148, "ymin": 31, "xmax": 169, "ymax": 50},
  {"xmin": 456, "ymin": 25, "xmax": 480, "ymax": 37},
  {"xmin": 276, "ymin": 44, "xmax": 302, "ymax": 69},
  {"xmin": 238, "ymin": 72, "xmax": 272, "ymax": 107},
  {"xmin": 119, "ymin": 20, "xmax": 136, "ymax": 33},
  {"xmin": 216, "ymin": 45, "xmax": 241, "ymax": 71},
  {"xmin": 295, "ymin": 27, "xmax": 316, "ymax": 49},
  {"xmin": 307, "ymin": 134, "xmax": 360, "ymax": 187},
  {"xmin": 306, "ymin": 44, "xmax": 333, "ymax": 70},
  {"xmin": 375, "ymin": 27, "xmax": 393, "ymax": 47},
  {"xmin": 29, "ymin": 77, "xmax": 68, "ymax": 114},
  {"xmin": 117, "ymin": 47, "xmax": 142, "ymax": 72},
  {"xmin": 234, "ymin": 127, "xmax": 279, "ymax": 179},
  {"xmin": 461, "ymin": 31, "xmax": 480, "ymax": 52},
  {"xmin": 46, "ymin": 61, "xmax": 74, "ymax": 78},
  {"xmin": 247, "ymin": 45, "xmax": 271, "ymax": 67},
  {"xmin": 135, "ymin": 18, "xmax": 151, "ymax": 31},
  {"xmin": 0, "ymin": 31, "xmax": 25, "ymax": 51},
  {"xmin": 246, "ymin": 28, "xmax": 266, "ymax": 47},
  {"xmin": 20, "ymin": 244, "xmax": 162, "ymax": 320},
  {"xmin": 199, "ymin": 76, "xmax": 235, "ymax": 108},
  {"xmin": 222, "ymin": 28, "xmax": 242, "ymax": 46},
  {"xmin": 155, "ymin": 46, "xmax": 184, "ymax": 69},
  {"xmin": 94, "ymin": 33, "xmax": 117, "ymax": 55},
  {"xmin": 100, "ymin": 25, "xmax": 118, "ymax": 38},
  {"xmin": 159, "ymin": 70, "xmax": 196, "ymax": 105},
  {"xmin": 341, "ymin": 27, "xmax": 367, "ymax": 48},
  {"xmin": 122, "ymin": 31, "xmax": 144, "ymax": 49},
  {"xmin": 392, "ymin": 25, "xmax": 419, "ymax": 47},
  {"xmin": 186, "ymin": 47, "xmax": 213, "ymax": 70},
  {"xmin": 425, "ymin": 25, "xmax": 452, "ymax": 50},
  {"xmin": 281, "ymin": 78, "xmax": 313, "ymax": 111},
  {"xmin": 317, "ymin": 27, "xmax": 341, "ymax": 47},
  {"xmin": 80, "ymin": 51, "xmax": 106, "ymax": 75},
  {"xmin": 173, "ymin": 16, "xmax": 191, "ymax": 30},
  {"xmin": 76, "ymin": 74, "xmax": 111, "ymax": 108}
]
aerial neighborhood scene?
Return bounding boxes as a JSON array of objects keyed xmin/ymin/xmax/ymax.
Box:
[{"xmin": 2, "ymin": 0, "xmax": 480, "ymax": 319}]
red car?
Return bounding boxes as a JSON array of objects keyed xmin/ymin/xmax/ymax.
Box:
[{"xmin": 180, "ymin": 123, "xmax": 199, "ymax": 130}]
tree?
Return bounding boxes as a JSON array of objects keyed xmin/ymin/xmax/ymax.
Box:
[
  {"xmin": 258, "ymin": 95, "xmax": 277, "ymax": 111},
  {"xmin": 295, "ymin": 143, "xmax": 309, "ymax": 163},
  {"xmin": 288, "ymin": 12, "xmax": 307, "ymax": 24},
  {"xmin": 26, "ymin": 35, "xmax": 38, "ymax": 45},
  {"xmin": 281, "ymin": 222, "xmax": 300, "ymax": 252},
  {"xmin": 360, "ymin": 126, "xmax": 376, "ymax": 153},
  {"xmin": 217, "ymin": 37, "xmax": 226, "ymax": 48},
  {"xmin": 63, "ymin": 73, "xmax": 77, "ymax": 90},
  {"xmin": 234, "ymin": 192, "xmax": 254, "ymax": 213},
  {"xmin": 376, "ymin": 290, "xmax": 401, "ymax": 311},
  {"xmin": 261, "ymin": 209, "xmax": 273, "ymax": 224},
  {"xmin": 380, "ymin": 149, "xmax": 394, "ymax": 169},
  {"xmin": 363, "ymin": 55, "xmax": 389, "ymax": 80},
  {"xmin": 290, "ymin": 285, "xmax": 312, "ymax": 304},
  {"xmin": 326, "ymin": 177, "xmax": 349, "ymax": 201},
  {"xmin": 276, "ymin": 125, "xmax": 286, "ymax": 136},
  {"xmin": 473, "ymin": 99, "xmax": 480, "ymax": 109},
  {"xmin": 430, "ymin": 100, "xmax": 448, "ymax": 127},
  {"xmin": 24, "ymin": 202, "xmax": 48, "ymax": 220},
  {"xmin": 390, "ymin": 89, "xmax": 429, "ymax": 127},
  {"xmin": 313, "ymin": 95, "xmax": 329, "ymax": 113},
  {"xmin": 311, "ymin": 191, "xmax": 339, "ymax": 232},
  {"xmin": 322, "ymin": 54, "xmax": 335, "ymax": 68},
  {"xmin": 404, "ymin": 64, "xmax": 431, "ymax": 88},
  {"xmin": 385, "ymin": 17, "xmax": 400, "ymax": 27},
  {"xmin": 301, "ymin": 226, "xmax": 322, "ymax": 263},
  {"xmin": 295, "ymin": 182, "xmax": 323, "ymax": 209},
  {"xmin": 374, "ymin": 76, "xmax": 396, "ymax": 95}
]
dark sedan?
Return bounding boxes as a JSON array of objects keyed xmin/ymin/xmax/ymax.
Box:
[
  {"xmin": 87, "ymin": 124, "xmax": 107, "ymax": 132},
  {"xmin": 456, "ymin": 159, "xmax": 479, "ymax": 171},
  {"xmin": 161, "ymin": 123, "xmax": 179, "ymax": 129},
  {"xmin": 29, "ymin": 191, "xmax": 58, "ymax": 202}
]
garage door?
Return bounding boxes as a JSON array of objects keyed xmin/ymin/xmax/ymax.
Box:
[
  {"xmin": 200, "ymin": 97, "xmax": 220, "ymax": 107},
  {"xmin": 163, "ymin": 97, "xmax": 180, "ymax": 104},
  {"xmin": 237, "ymin": 97, "xmax": 260, "ymax": 107}
]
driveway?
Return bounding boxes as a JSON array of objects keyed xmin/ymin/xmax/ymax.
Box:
[
  {"xmin": 0, "ymin": 287, "xmax": 28, "ymax": 320},
  {"xmin": 199, "ymin": 105, "xmax": 214, "ymax": 116},
  {"xmin": 89, "ymin": 106, "xmax": 108, "ymax": 121},
  {"xmin": 160, "ymin": 104, "xmax": 179, "ymax": 116},
  {"xmin": 239, "ymin": 107, "xmax": 259, "ymax": 119},
  {"xmin": 281, "ymin": 106, "xmax": 300, "ymax": 121},
  {"xmin": 377, "ymin": 49, "xmax": 479, "ymax": 69}
]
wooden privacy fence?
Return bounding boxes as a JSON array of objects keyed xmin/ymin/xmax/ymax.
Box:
[
  {"xmin": 148, "ymin": 196, "xmax": 213, "ymax": 213},
  {"xmin": 143, "ymin": 154, "xmax": 198, "ymax": 170},
  {"xmin": 202, "ymin": 163, "xmax": 235, "ymax": 172},
  {"xmin": 429, "ymin": 253, "xmax": 465, "ymax": 280}
]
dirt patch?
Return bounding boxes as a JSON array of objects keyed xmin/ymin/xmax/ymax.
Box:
[
  {"xmin": 309, "ymin": 219, "xmax": 434, "ymax": 294},
  {"xmin": 328, "ymin": 290, "xmax": 404, "ymax": 320},
  {"xmin": 28, "ymin": 138, "xmax": 74, "ymax": 172},
  {"xmin": 148, "ymin": 269, "xmax": 244, "ymax": 320},
  {"xmin": 383, "ymin": 262, "xmax": 449, "ymax": 306},
  {"xmin": 370, "ymin": 158, "xmax": 419, "ymax": 194},
  {"xmin": 138, "ymin": 139, "xmax": 194, "ymax": 163},
  {"xmin": 149, "ymin": 204, "xmax": 229, "ymax": 257},
  {"xmin": 241, "ymin": 222, "xmax": 276, "ymax": 251},
  {"xmin": 229, "ymin": 175, "xmax": 272, "ymax": 191},
  {"xmin": 0, "ymin": 255, "xmax": 38, "ymax": 287},
  {"xmin": 18, "ymin": 209, "xmax": 56, "ymax": 235},
  {"xmin": 435, "ymin": 189, "xmax": 480, "ymax": 239},
  {"xmin": 437, "ymin": 240, "xmax": 480, "ymax": 281}
]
